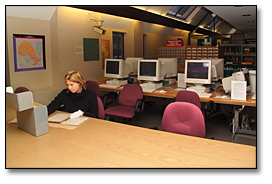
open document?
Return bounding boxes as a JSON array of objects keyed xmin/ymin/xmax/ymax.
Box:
[{"xmin": 48, "ymin": 113, "xmax": 88, "ymax": 126}]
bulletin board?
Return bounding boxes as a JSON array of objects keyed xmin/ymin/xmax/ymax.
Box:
[
  {"xmin": 83, "ymin": 38, "xmax": 99, "ymax": 61},
  {"xmin": 101, "ymin": 39, "xmax": 110, "ymax": 69}
]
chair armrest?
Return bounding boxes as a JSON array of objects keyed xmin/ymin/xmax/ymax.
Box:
[
  {"xmin": 101, "ymin": 92, "xmax": 118, "ymax": 108},
  {"xmin": 135, "ymin": 99, "xmax": 145, "ymax": 114}
]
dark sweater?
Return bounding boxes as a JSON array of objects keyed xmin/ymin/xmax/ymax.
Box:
[{"xmin": 47, "ymin": 88, "xmax": 98, "ymax": 118}]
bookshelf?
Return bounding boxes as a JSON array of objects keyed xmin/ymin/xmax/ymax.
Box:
[
  {"xmin": 220, "ymin": 44, "xmax": 256, "ymax": 65},
  {"xmin": 220, "ymin": 44, "xmax": 256, "ymax": 76}
]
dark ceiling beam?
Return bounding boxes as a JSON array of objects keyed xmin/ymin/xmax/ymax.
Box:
[
  {"xmin": 70, "ymin": 6, "xmax": 195, "ymax": 31},
  {"xmin": 70, "ymin": 6, "xmax": 221, "ymax": 37}
]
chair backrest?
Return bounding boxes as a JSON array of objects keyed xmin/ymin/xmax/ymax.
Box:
[
  {"xmin": 119, "ymin": 84, "xmax": 143, "ymax": 107},
  {"xmin": 86, "ymin": 81, "xmax": 101, "ymax": 97},
  {"xmin": 97, "ymin": 96, "xmax": 105, "ymax": 119},
  {"xmin": 175, "ymin": 90, "xmax": 201, "ymax": 109},
  {"xmin": 161, "ymin": 102, "xmax": 206, "ymax": 138},
  {"xmin": 14, "ymin": 87, "xmax": 29, "ymax": 93}
]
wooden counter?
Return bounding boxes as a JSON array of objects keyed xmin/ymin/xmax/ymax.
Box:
[{"xmin": 6, "ymin": 107, "xmax": 256, "ymax": 168}]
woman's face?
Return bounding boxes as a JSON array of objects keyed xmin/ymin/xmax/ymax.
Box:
[{"xmin": 66, "ymin": 80, "xmax": 81, "ymax": 93}]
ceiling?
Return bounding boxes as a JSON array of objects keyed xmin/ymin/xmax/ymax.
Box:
[
  {"xmin": 132, "ymin": 6, "xmax": 256, "ymax": 36},
  {"xmin": 6, "ymin": 6, "xmax": 57, "ymax": 20},
  {"xmin": 205, "ymin": 6, "xmax": 256, "ymax": 35},
  {"xmin": 6, "ymin": 6, "xmax": 256, "ymax": 37}
]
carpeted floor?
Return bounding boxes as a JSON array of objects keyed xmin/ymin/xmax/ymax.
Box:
[{"xmin": 107, "ymin": 96, "xmax": 256, "ymax": 147}]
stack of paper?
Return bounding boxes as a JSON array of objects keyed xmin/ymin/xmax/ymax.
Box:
[
  {"xmin": 61, "ymin": 117, "xmax": 88, "ymax": 126},
  {"xmin": 48, "ymin": 113, "xmax": 70, "ymax": 123}
]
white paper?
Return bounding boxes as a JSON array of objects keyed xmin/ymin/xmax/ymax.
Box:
[
  {"xmin": 177, "ymin": 73, "xmax": 186, "ymax": 88},
  {"xmin": 48, "ymin": 113, "xmax": 71, "ymax": 123},
  {"xmin": 231, "ymin": 81, "xmax": 247, "ymax": 101},
  {"xmin": 75, "ymin": 46, "xmax": 83, "ymax": 54},
  {"xmin": 61, "ymin": 117, "xmax": 88, "ymax": 126},
  {"xmin": 8, "ymin": 118, "xmax": 17, "ymax": 124}
]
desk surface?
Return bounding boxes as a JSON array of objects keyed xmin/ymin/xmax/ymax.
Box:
[
  {"xmin": 6, "ymin": 107, "xmax": 256, "ymax": 168},
  {"xmin": 98, "ymin": 81, "xmax": 256, "ymax": 107}
]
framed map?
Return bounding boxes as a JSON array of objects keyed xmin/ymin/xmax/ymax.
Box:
[{"xmin": 13, "ymin": 34, "xmax": 46, "ymax": 72}]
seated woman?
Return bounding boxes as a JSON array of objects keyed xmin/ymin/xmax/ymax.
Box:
[{"xmin": 47, "ymin": 70, "xmax": 98, "ymax": 119}]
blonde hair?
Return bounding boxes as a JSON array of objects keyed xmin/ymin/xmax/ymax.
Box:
[{"xmin": 64, "ymin": 70, "xmax": 86, "ymax": 89}]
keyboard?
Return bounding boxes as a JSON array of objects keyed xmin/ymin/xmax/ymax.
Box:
[
  {"xmin": 196, "ymin": 92, "xmax": 212, "ymax": 98},
  {"xmin": 99, "ymin": 84, "xmax": 120, "ymax": 88},
  {"xmin": 142, "ymin": 88, "xmax": 155, "ymax": 93}
]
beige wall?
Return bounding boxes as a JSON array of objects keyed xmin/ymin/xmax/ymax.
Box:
[
  {"xmin": 143, "ymin": 23, "xmax": 189, "ymax": 59},
  {"xmin": 133, "ymin": 21, "xmax": 144, "ymax": 57},
  {"xmin": 6, "ymin": 6, "xmax": 189, "ymax": 104},
  {"xmin": 53, "ymin": 7, "xmax": 104, "ymax": 87},
  {"xmin": 144, "ymin": 33, "xmax": 188, "ymax": 59},
  {"xmin": 6, "ymin": 16, "xmax": 53, "ymax": 91}
]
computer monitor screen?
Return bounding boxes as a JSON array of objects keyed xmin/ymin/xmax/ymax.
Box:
[
  {"xmin": 104, "ymin": 59, "xmax": 130, "ymax": 79},
  {"xmin": 137, "ymin": 60, "xmax": 162, "ymax": 81},
  {"xmin": 106, "ymin": 60, "xmax": 119, "ymax": 74},
  {"xmin": 140, "ymin": 62, "xmax": 156, "ymax": 76},
  {"xmin": 185, "ymin": 60, "xmax": 212, "ymax": 85}
]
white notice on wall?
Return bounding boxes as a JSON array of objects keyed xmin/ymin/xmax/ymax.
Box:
[
  {"xmin": 178, "ymin": 73, "xmax": 186, "ymax": 88},
  {"xmin": 75, "ymin": 46, "xmax": 83, "ymax": 54},
  {"xmin": 231, "ymin": 81, "xmax": 247, "ymax": 101}
]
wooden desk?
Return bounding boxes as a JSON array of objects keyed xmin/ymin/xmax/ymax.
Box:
[
  {"xmin": 99, "ymin": 81, "xmax": 256, "ymax": 134},
  {"xmin": 98, "ymin": 81, "xmax": 256, "ymax": 107},
  {"xmin": 6, "ymin": 107, "xmax": 256, "ymax": 168}
]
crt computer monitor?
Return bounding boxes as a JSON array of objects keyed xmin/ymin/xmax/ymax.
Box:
[
  {"xmin": 125, "ymin": 57, "xmax": 143, "ymax": 75},
  {"xmin": 232, "ymin": 68, "xmax": 251, "ymax": 91},
  {"xmin": 104, "ymin": 59, "xmax": 131, "ymax": 79},
  {"xmin": 137, "ymin": 60, "xmax": 163, "ymax": 82},
  {"xmin": 202, "ymin": 58, "xmax": 224, "ymax": 81},
  {"xmin": 184, "ymin": 60, "xmax": 212, "ymax": 85},
  {"xmin": 159, "ymin": 58, "xmax": 178, "ymax": 78},
  {"xmin": 222, "ymin": 69, "xmax": 252, "ymax": 93}
]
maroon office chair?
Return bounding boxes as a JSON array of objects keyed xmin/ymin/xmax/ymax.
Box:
[
  {"xmin": 161, "ymin": 102, "xmax": 206, "ymax": 138},
  {"xmin": 86, "ymin": 81, "xmax": 100, "ymax": 97},
  {"xmin": 14, "ymin": 86, "xmax": 29, "ymax": 93},
  {"xmin": 86, "ymin": 80, "xmax": 117, "ymax": 109},
  {"xmin": 104, "ymin": 84, "xmax": 144, "ymax": 122},
  {"xmin": 175, "ymin": 90, "xmax": 215, "ymax": 122},
  {"xmin": 175, "ymin": 90, "xmax": 201, "ymax": 109},
  {"xmin": 97, "ymin": 96, "xmax": 105, "ymax": 119}
]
